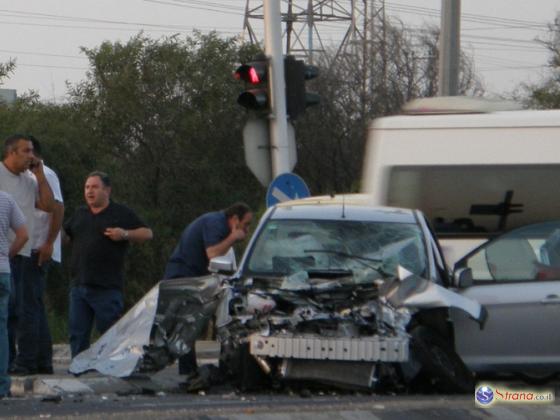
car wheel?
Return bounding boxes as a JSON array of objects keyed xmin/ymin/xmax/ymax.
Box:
[
  {"xmin": 517, "ymin": 372, "xmax": 557, "ymax": 385},
  {"xmin": 409, "ymin": 326, "xmax": 474, "ymax": 394},
  {"xmin": 220, "ymin": 342, "xmax": 270, "ymax": 391}
]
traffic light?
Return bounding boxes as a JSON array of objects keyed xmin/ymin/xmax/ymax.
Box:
[
  {"xmin": 234, "ymin": 56, "xmax": 269, "ymax": 112},
  {"xmin": 284, "ymin": 56, "xmax": 320, "ymax": 120}
]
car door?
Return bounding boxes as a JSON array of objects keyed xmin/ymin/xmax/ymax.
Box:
[{"xmin": 451, "ymin": 221, "xmax": 560, "ymax": 373}]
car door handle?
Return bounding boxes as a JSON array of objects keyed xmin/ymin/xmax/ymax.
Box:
[{"xmin": 540, "ymin": 295, "xmax": 560, "ymax": 304}]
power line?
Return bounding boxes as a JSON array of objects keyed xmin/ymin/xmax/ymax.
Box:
[
  {"xmin": 143, "ymin": 0, "xmax": 244, "ymax": 17},
  {"xmin": 385, "ymin": 1, "xmax": 549, "ymax": 28},
  {"xmin": 16, "ymin": 63, "xmax": 88, "ymax": 71},
  {"xmin": 0, "ymin": 48, "xmax": 86, "ymax": 60}
]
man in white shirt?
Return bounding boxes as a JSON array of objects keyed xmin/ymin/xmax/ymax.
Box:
[
  {"xmin": 11, "ymin": 137, "xmax": 63, "ymax": 375},
  {"xmin": 0, "ymin": 134, "xmax": 54, "ymax": 373}
]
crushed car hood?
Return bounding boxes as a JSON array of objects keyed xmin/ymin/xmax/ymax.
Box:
[{"xmin": 69, "ymin": 268, "xmax": 485, "ymax": 378}]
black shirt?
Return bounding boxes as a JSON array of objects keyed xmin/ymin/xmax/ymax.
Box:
[{"xmin": 64, "ymin": 201, "xmax": 148, "ymax": 291}]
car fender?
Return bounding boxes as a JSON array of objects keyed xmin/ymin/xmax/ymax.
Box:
[{"xmin": 400, "ymin": 279, "xmax": 487, "ymax": 326}]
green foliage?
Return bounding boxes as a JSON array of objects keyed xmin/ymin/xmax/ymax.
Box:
[
  {"xmin": 522, "ymin": 14, "xmax": 560, "ymax": 109},
  {"xmin": 0, "ymin": 32, "xmax": 265, "ymax": 326},
  {"xmin": 65, "ymin": 32, "xmax": 264, "ymax": 305},
  {"xmin": 294, "ymin": 21, "xmax": 481, "ymax": 194}
]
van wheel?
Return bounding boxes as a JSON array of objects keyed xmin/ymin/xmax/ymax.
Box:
[{"xmin": 409, "ymin": 326, "xmax": 474, "ymax": 394}]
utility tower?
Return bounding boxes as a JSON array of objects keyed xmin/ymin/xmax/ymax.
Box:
[{"xmin": 242, "ymin": 0, "xmax": 386, "ymax": 69}]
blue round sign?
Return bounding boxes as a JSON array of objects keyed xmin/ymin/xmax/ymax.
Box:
[{"xmin": 266, "ymin": 173, "xmax": 310, "ymax": 208}]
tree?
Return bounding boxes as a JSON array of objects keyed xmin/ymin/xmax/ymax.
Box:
[
  {"xmin": 67, "ymin": 32, "xmax": 264, "ymax": 301},
  {"xmin": 523, "ymin": 13, "xmax": 560, "ymax": 109},
  {"xmin": 0, "ymin": 59, "xmax": 15, "ymax": 88},
  {"xmin": 293, "ymin": 20, "xmax": 482, "ymax": 194}
]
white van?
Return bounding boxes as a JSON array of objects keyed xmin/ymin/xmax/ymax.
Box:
[{"xmin": 362, "ymin": 98, "xmax": 560, "ymax": 264}]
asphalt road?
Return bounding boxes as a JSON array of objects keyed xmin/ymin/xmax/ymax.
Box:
[
  {"xmin": 1, "ymin": 390, "xmax": 559, "ymax": 419},
  {"xmin": 2, "ymin": 343, "xmax": 558, "ymax": 419}
]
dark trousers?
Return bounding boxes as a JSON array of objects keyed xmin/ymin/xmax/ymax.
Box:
[
  {"xmin": 15, "ymin": 251, "xmax": 53, "ymax": 370},
  {"xmin": 69, "ymin": 286, "xmax": 123, "ymax": 358},
  {"xmin": 0, "ymin": 272, "xmax": 10, "ymax": 396},
  {"xmin": 7, "ymin": 256, "xmax": 24, "ymax": 366}
]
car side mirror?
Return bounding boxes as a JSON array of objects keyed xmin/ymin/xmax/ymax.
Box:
[
  {"xmin": 453, "ymin": 267, "xmax": 473, "ymax": 288},
  {"xmin": 208, "ymin": 248, "xmax": 237, "ymax": 275}
]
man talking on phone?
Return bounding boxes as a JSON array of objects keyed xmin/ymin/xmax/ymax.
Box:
[
  {"xmin": 163, "ymin": 202, "xmax": 253, "ymax": 381},
  {"xmin": 0, "ymin": 134, "xmax": 54, "ymax": 372}
]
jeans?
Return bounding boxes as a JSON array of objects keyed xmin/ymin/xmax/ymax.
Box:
[
  {"xmin": 0, "ymin": 272, "xmax": 11, "ymax": 396},
  {"xmin": 69, "ymin": 286, "xmax": 123, "ymax": 358},
  {"xmin": 15, "ymin": 251, "xmax": 53, "ymax": 370},
  {"xmin": 7, "ymin": 256, "xmax": 24, "ymax": 366}
]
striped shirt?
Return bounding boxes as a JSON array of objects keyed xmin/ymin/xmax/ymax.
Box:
[{"xmin": 0, "ymin": 191, "xmax": 25, "ymax": 273}]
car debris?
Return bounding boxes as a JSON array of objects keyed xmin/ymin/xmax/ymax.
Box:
[{"xmin": 70, "ymin": 267, "xmax": 484, "ymax": 392}]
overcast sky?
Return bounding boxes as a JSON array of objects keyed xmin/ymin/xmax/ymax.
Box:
[{"xmin": 0, "ymin": 0, "xmax": 557, "ymax": 102}]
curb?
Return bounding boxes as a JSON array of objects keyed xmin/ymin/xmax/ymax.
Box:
[
  {"xmin": 11, "ymin": 341, "xmax": 220, "ymax": 398},
  {"xmin": 10, "ymin": 368, "xmax": 184, "ymax": 398}
]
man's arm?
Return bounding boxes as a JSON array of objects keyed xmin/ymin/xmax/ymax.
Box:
[
  {"xmin": 9, "ymin": 225, "xmax": 28, "ymax": 258},
  {"xmin": 37, "ymin": 200, "xmax": 65, "ymax": 266},
  {"xmin": 104, "ymin": 227, "xmax": 153, "ymax": 243},
  {"xmin": 32, "ymin": 161, "xmax": 55, "ymax": 212}
]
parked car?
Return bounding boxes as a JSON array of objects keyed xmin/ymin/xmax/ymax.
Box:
[
  {"xmin": 70, "ymin": 194, "xmax": 486, "ymax": 392},
  {"xmin": 451, "ymin": 220, "xmax": 560, "ymax": 383}
]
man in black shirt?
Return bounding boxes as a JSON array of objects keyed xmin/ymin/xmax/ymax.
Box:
[{"xmin": 64, "ymin": 171, "xmax": 153, "ymax": 358}]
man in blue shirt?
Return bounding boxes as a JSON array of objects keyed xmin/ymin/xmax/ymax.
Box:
[
  {"xmin": 164, "ymin": 202, "xmax": 252, "ymax": 279},
  {"xmin": 163, "ymin": 202, "xmax": 252, "ymax": 379}
]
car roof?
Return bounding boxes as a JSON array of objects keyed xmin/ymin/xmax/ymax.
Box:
[{"xmin": 270, "ymin": 194, "xmax": 418, "ymax": 224}]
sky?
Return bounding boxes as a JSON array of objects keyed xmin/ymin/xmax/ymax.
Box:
[{"xmin": 0, "ymin": 0, "xmax": 558, "ymax": 102}]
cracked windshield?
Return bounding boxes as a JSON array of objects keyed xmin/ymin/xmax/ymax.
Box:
[{"xmin": 246, "ymin": 219, "xmax": 427, "ymax": 278}]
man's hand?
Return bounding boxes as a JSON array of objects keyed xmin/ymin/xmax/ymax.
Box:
[
  {"xmin": 37, "ymin": 242, "xmax": 54, "ymax": 266},
  {"xmin": 231, "ymin": 223, "xmax": 248, "ymax": 241},
  {"xmin": 104, "ymin": 227, "xmax": 128, "ymax": 241},
  {"xmin": 29, "ymin": 157, "xmax": 45, "ymax": 177}
]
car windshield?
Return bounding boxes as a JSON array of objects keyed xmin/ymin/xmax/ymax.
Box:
[{"xmin": 245, "ymin": 219, "xmax": 428, "ymax": 278}]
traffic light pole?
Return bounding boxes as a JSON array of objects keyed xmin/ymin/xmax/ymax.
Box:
[{"xmin": 264, "ymin": 0, "xmax": 291, "ymax": 177}]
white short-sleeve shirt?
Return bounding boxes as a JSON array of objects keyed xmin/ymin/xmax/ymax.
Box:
[{"xmin": 30, "ymin": 165, "xmax": 64, "ymax": 263}]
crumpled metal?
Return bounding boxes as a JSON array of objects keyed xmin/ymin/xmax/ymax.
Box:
[
  {"xmin": 68, "ymin": 267, "xmax": 485, "ymax": 380},
  {"xmin": 69, "ymin": 275, "xmax": 225, "ymax": 377}
]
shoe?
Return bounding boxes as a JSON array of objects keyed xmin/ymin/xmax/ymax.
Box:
[
  {"xmin": 37, "ymin": 366, "xmax": 54, "ymax": 375},
  {"xmin": 0, "ymin": 392, "xmax": 12, "ymax": 399},
  {"xmin": 8, "ymin": 365, "xmax": 37, "ymax": 376}
]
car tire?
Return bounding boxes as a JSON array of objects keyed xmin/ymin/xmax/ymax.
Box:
[
  {"xmin": 220, "ymin": 342, "xmax": 270, "ymax": 391},
  {"xmin": 409, "ymin": 326, "xmax": 474, "ymax": 394}
]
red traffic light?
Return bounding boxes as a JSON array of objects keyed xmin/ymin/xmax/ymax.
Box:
[
  {"xmin": 234, "ymin": 61, "xmax": 267, "ymax": 85},
  {"xmin": 235, "ymin": 56, "xmax": 269, "ymax": 111}
]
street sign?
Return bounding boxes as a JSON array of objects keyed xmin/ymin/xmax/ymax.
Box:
[
  {"xmin": 243, "ymin": 118, "xmax": 297, "ymax": 187},
  {"xmin": 243, "ymin": 118, "xmax": 271, "ymax": 187},
  {"xmin": 266, "ymin": 172, "xmax": 310, "ymax": 208}
]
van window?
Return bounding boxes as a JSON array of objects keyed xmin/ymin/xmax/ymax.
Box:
[{"xmin": 386, "ymin": 165, "xmax": 560, "ymax": 236}]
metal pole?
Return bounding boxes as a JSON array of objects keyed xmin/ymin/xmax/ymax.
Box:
[
  {"xmin": 438, "ymin": 0, "xmax": 461, "ymax": 96},
  {"xmin": 264, "ymin": 0, "xmax": 291, "ymax": 177}
]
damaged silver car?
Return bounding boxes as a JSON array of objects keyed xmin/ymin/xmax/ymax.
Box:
[{"xmin": 70, "ymin": 194, "xmax": 485, "ymax": 393}]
